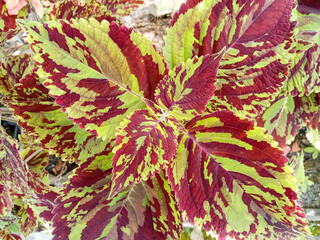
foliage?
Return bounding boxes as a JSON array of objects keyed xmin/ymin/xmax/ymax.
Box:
[{"xmin": 1, "ymin": 0, "xmax": 320, "ymax": 239}]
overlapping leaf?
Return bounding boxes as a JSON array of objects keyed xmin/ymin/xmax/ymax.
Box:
[
  {"xmin": 0, "ymin": 186, "xmax": 13, "ymax": 219},
  {"xmin": 20, "ymin": 18, "xmax": 167, "ymax": 140},
  {"xmin": 167, "ymin": 111, "xmax": 309, "ymax": 239},
  {"xmin": 164, "ymin": 0, "xmax": 296, "ymax": 116},
  {"xmin": 0, "ymin": 55, "xmax": 33, "ymax": 95},
  {"xmin": 257, "ymin": 93, "xmax": 320, "ymax": 147},
  {"xmin": 52, "ymin": 148, "xmax": 182, "ymax": 240},
  {"xmin": 0, "ymin": 230, "xmax": 22, "ymax": 240},
  {"xmin": 111, "ymin": 109, "xmax": 177, "ymax": 197},
  {"xmin": 17, "ymin": 205, "xmax": 37, "ymax": 237},
  {"xmin": 283, "ymin": 39, "xmax": 320, "ymax": 96},
  {"xmin": 20, "ymin": 146, "xmax": 59, "ymax": 222},
  {"xmin": 48, "ymin": 0, "xmax": 117, "ymax": 23},
  {"xmin": 0, "ymin": 1, "xmax": 28, "ymax": 43},
  {"xmin": 100, "ymin": 0, "xmax": 144, "ymax": 17},
  {"xmin": 2, "ymin": 67, "xmax": 109, "ymax": 163},
  {"xmin": 282, "ymin": 6, "xmax": 320, "ymax": 96},
  {"xmin": 0, "ymin": 126, "xmax": 28, "ymax": 194},
  {"xmin": 155, "ymin": 54, "xmax": 221, "ymax": 121},
  {"xmin": 297, "ymin": 0, "xmax": 320, "ymax": 15}
]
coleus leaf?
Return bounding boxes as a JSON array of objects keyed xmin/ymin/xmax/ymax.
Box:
[
  {"xmin": 2, "ymin": 67, "xmax": 109, "ymax": 163},
  {"xmin": 17, "ymin": 205, "xmax": 37, "ymax": 238},
  {"xmin": 0, "ymin": 230, "xmax": 22, "ymax": 240},
  {"xmin": 155, "ymin": 54, "xmax": 221, "ymax": 121},
  {"xmin": 167, "ymin": 111, "xmax": 309, "ymax": 239},
  {"xmin": 298, "ymin": 0, "xmax": 320, "ymax": 15},
  {"xmin": 0, "ymin": 1, "xmax": 28, "ymax": 43},
  {"xmin": 0, "ymin": 126, "xmax": 28, "ymax": 194},
  {"xmin": 47, "ymin": 0, "xmax": 118, "ymax": 23},
  {"xmin": 100, "ymin": 0, "xmax": 144, "ymax": 17},
  {"xmin": 20, "ymin": 146, "xmax": 58, "ymax": 222},
  {"xmin": 52, "ymin": 147, "xmax": 182, "ymax": 240},
  {"xmin": 19, "ymin": 18, "xmax": 167, "ymax": 140},
  {"xmin": 283, "ymin": 6, "xmax": 320, "ymax": 96},
  {"xmin": 0, "ymin": 54, "xmax": 33, "ymax": 96},
  {"xmin": 0, "ymin": 185, "xmax": 13, "ymax": 219},
  {"xmin": 164, "ymin": 0, "xmax": 296, "ymax": 116},
  {"xmin": 257, "ymin": 93, "xmax": 320, "ymax": 148},
  {"xmin": 282, "ymin": 39, "xmax": 320, "ymax": 96},
  {"xmin": 110, "ymin": 109, "xmax": 177, "ymax": 197}
]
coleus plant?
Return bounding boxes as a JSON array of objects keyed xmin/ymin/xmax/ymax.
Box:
[{"xmin": 0, "ymin": 0, "xmax": 320, "ymax": 239}]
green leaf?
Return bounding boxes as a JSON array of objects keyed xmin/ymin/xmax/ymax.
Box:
[{"xmin": 304, "ymin": 146, "xmax": 315, "ymax": 153}]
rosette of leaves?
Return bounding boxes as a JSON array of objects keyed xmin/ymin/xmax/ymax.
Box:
[{"xmin": 0, "ymin": 0, "xmax": 315, "ymax": 239}]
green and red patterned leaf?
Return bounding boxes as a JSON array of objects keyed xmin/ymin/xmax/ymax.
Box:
[
  {"xmin": 155, "ymin": 54, "xmax": 221, "ymax": 121},
  {"xmin": 20, "ymin": 147, "xmax": 59, "ymax": 222},
  {"xmin": 2, "ymin": 69, "xmax": 109, "ymax": 163},
  {"xmin": 0, "ymin": 185, "xmax": 13, "ymax": 219},
  {"xmin": 0, "ymin": 230, "xmax": 22, "ymax": 240},
  {"xmin": 164, "ymin": 0, "xmax": 296, "ymax": 116},
  {"xmin": 0, "ymin": 1, "xmax": 28, "ymax": 43},
  {"xmin": 100, "ymin": 0, "xmax": 144, "ymax": 17},
  {"xmin": 167, "ymin": 111, "xmax": 309, "ymax": 239},
  {"xmin": 52, "ymin": 148, "xmax": 182, "ymax": 240},
  {"xmin": 25, "ymin": 171, "xmax": 59, "ymax": 222},
  {"xmin": 20, "ymin": 18, "xmax": 167, "ymax": 140},
  {"xmin": 111, "ymin": 109, "xmax": 177, "ymax": 197},
  {"xmin": 48, "ymin": 0, "xmax": 117, "ymax": 23},
  {"xmin": 283, "ymin": 39, "xmax": 320, "ymax": 96},
  {"xmin": 286, "ymin": 6, "xmax": 320, "ymax": 96},
  {"xmin": 17, "ymin": 205, "xmax": 37, "ymax": 237},
  {"xmin": 0, "ymin": 55, "xmax": 33, "ymax": 96},
  {"xmin": 257, "ymin": 93, "xmax": 320, "ymax": 148},
  {"xmin": 0, "ymin": 126, "xmax": 28, "ymax": 194}
]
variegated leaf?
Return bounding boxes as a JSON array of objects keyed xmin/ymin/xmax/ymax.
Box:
[
  {"xmin": 17, "ymin": 205, "xmax": 37, "ymax": 237},
  {"xmin": 155, "ymin": 54, "xmax": 221, "ymax": 121},
  {"xmin": 111, "ymin": 109, "xmax": 177, "ymax": 197},
  {"xmin": 48, "ymin": 0, "xmax": 118, "ymax": 23},
  {"xmin": 0, "ymin": 230, "xmax": 22, "ymax": 240},
  {"xmin": 282, "ymin": 39, "xmax": 320, "ymax": 96},
  {"xmin": 167, "ymin": 111, "xmax": 309, "ymax": 239},
  {"xmin": 20, "ymin": 147, "xmax": 59, "ymax": 222},
  {"xmin": 100, "ymin": 0, "xmax": 144, "ymax": 17},
  {"xmin": 0, "ymin": 185, "xmax": 13, "ymax": 219},
  {"xmin": 164, "ymin": 0, "xmax": 296, "ymax": 116},
  {"xmin": 19, "ymin": 18, "xmax": 167, "ymax": 140},
  {"xmin": 25, "ymin": 171, "xmax": 59, "ymax": 222},
  {"xmin": 257, "ymin": 93, "xmax": 320, "ymax": 147},
  {"xmin": 0, "ymin": 55, "xmax": 33, "ymax": 95},
  {"xmin": 0, "ymin": 126, "xmax": 28, "ymax": 194},
  {"xmin": 0, "ymin": 1, "xmax": 28, "ymax": 43},
  {"xmin": 2, "ymin": 70, "xmax": 109, "ymax": 163},
  {"xmin": 52, "ymin": 149, "xmax": 182, "ymax": 240}
]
